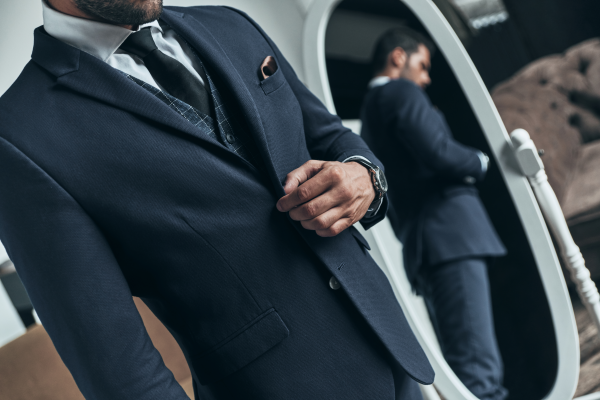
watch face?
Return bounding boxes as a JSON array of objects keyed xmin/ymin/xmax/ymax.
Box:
[{"xmin": 377, "ymin": 169, "xmax": 388, "ymax": 192}]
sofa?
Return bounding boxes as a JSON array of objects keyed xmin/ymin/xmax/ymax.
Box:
[{"xmin": 492, "ymin": 38, "xmax": 600, "ymax": 281}]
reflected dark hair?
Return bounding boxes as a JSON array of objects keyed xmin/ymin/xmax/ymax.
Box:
[{"xmin": 371, "ymin": 26, "xmax": 436, "ymax": 75}]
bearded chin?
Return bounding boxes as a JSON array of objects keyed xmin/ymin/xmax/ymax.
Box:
[{"xmin": 74, "ymin": 0, "xmax": 163, "ymax": 26}]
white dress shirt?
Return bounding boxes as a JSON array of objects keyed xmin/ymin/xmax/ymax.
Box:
[
  {"xmin": 42, "ymin": 0, "xmax": 205, "ymax": 90},
  {"xmin": 368, "ymin": 76, "xmax": 392, "ymax": 89}
]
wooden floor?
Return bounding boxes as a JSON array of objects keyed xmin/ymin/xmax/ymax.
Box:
[{"xmin": 574, "ymin": 297, "xmax": 600, "ymax": 398}]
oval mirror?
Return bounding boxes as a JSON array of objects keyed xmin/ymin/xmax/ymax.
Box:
[{"xmin": 302, "ymin": 0, "xmax": 580, "ymax": 399}]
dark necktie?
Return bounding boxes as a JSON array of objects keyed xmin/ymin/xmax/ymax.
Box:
[{"xmin": 120, "ymin": 28, "xmax": 212, "ymax": 117}]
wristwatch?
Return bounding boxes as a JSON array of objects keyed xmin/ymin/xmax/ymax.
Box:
[{"xmin": 343, "ymin": 156, "xmax": 388, "ymax": 218}]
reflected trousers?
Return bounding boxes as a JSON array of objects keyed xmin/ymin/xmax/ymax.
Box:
[{"xmin": 421, "ymin": 258, "xmax": 508, "ymax": 400}]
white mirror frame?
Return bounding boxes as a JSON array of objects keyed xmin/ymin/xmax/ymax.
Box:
[{"xmin": 301, "ymin": 0, "xmax": 580, "ymax": 399}]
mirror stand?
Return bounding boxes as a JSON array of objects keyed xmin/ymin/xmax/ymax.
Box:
[{"xmin": 511, "ymin": 129, "xmax": 600, "ymax": 341}]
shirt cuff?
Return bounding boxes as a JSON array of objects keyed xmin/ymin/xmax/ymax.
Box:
[{"xmin": 478, "ymin": 151, "xmax": 489, "ymax": 173}]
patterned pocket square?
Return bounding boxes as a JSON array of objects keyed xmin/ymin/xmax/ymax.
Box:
[{"xmin": 260, "ymin": 56, "xmax": 278, "ymax": 81}]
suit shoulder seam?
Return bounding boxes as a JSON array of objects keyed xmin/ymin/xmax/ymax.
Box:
[{"xmin": 221, "ymin": 7, "xmax": 273, "ymax": 49}]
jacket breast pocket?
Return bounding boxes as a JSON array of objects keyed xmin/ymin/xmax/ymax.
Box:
[
  {"xmin": 260, "ymin": 66, "xmax": 286, "ymax": 95},
  {"xmin": 195, "ymin": 308, "xmax": 289, "ymax": 384}
]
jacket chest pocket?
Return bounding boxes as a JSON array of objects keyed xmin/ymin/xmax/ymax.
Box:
[{"xmin": 260, "ymin": 65, "xmax": 286, "ymax": 95}]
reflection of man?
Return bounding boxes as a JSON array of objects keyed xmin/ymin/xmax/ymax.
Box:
[
  {"xmin": 361, "ymin": 27, "xmax": 508, "ymax": 400},
  {"xmin": 0, "ymin": 1, "xmax": 435, "ymax": 399}
]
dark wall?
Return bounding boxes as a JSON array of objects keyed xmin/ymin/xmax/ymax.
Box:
[
  {"xmin": 466, "ymin": 19, "xmax": 531, "ymax": 89},
  {"xmin": 326, "ymin": 59, "xmax": 370, "ymax": 120},
  {"xmin": 503, "ymin": 0, "xmax": 600, "ymax": 60}
]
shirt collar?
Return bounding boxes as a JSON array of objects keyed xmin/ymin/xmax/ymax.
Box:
[
  {"xmin": 42, "ymin": 0, "xmax": 162, "ymax": 62},
  {"xmin": 368, "ymin": 76, "xmax": 392, "ymax": 89}
]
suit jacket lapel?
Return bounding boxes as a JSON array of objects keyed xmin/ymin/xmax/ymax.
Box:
[
  {"xmin": 31, "ymin": 27, "xmax": 227, "ymax": 154},
  {"xmin": 160, "ymin": 9, "xmax": 283, "ymax": 195},
  {"xmin": 32, "ymin": 12, "xmax": 282, "ymax": 191}
]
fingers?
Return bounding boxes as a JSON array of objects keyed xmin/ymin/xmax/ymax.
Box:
[
  {"xmin": 316, "ymin": 218, "xmax": 354, "ymax": 237},
  {"xmin": 282, "ymin": 160, "xmax": 325, "ymax": 195},
  {"xmin": 281, "ymin": 173, "xmax": 339, "ymax": 216},
  {"xmin": 298, "ymin": 206, "xmax": 344, "ymax": 230},
  {"xmin": 277, "ymin": 162, "xmax": 338, "ymax": 212},
  {"xmin": 277, "ymin": 160, "xmax": 375, "ymax": 237},
  {"xmin": 288, "ymin": 190, "xmax": 338, "ymax": 222}
]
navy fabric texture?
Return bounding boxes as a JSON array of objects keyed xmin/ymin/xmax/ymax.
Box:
[
  {"xmin": 0, "ymin": 6, "xmax": 432, "ymax": 399},
  {"xmin": 421, "ymin": 258, "xmax": 508, "ymax": 400},
  {"xmin": 124, "ymin": 59, "xmax": 260, "ymax": 168},
  {"xmin": 360, "ymin": 79, "xmax": 506, "ymax": 286}
]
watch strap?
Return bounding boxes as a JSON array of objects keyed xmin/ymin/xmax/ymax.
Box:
[{"xmin": 342, "ymin": 156, "xmax": 385, "ymax": 217}]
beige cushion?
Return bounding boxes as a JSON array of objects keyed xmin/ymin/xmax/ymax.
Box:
[
  {"xmin": 181, "ymin": 377, "xmax": 195, "ymax": 399},
  {"xmin": 492, "ymin": 38, "xmax": 600, "ymax": 206},
  {"xmin": 501, "ymin": 39, "xmax": 600, "ymax": 95},
  {"xmin": 492, "ymin": 82, "xmax": 582, "ymax": 202},
  {"xmin": 563, "ymin": 141, "xmax": 600, "ymax": 222},
  {"xmin": 0, "ymin": 325, "xmax": 84, "ymax": 400}
]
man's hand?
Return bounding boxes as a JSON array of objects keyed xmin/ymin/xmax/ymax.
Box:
[{"xmin": 276, "ymin": 160, "xmax": 375, "ymax": 237}]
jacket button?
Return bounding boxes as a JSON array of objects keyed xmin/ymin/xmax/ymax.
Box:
[
  {"xmin": 463, "ymin": 176, "xmax": 475, "ymax": 184},
  {"xmin": 329, "ymin": 276, "xmax": 341, "ymax": 290},
  {"xmin": 226, "ymin": 134, "xmax": 236, "ymax": 144}
]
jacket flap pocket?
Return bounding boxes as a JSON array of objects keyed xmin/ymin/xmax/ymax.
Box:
[
  {"xmin": 196, "ymin": 309, "xmax": 289, "ymax": 383},
  {"xmin": 350, "ymin": 227, "xmax": 371, "ymax": 250}
]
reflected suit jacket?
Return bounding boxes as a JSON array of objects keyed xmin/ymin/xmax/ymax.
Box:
[
  {"xmin": 0, "ymin": 6, "xmax": 434, "ymax": 400},
  {"xmin": 361, "ymin": 79, "xmax": 506, "ymax": 286}
]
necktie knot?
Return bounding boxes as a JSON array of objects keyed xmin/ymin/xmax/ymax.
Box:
[
  {"xmin": 118, "ymin": 25, "xmax": 213, "ymax": 118},
  {"xmin": 120, "ymin": 28, "xmax": 158, "ymax": 59}
]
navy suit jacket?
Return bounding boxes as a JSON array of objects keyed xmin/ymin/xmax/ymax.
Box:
[
  {"xmin": 0, "ymin": 7, "xmax": 433, "ymax": 399},
  {"xmin": 361, "ymin": 79, "xmax": 506, "ymax": 286}
]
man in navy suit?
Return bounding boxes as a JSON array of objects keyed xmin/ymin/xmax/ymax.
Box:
[
  {"xmin": 0, "ymin": 1, "xmax": 434, "ymax": 399},
  {"xmin": 361, "ymin": 28, "xmax": 508, "ymax": 400}
]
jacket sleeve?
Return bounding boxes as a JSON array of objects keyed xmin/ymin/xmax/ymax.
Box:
[
  {"xmin": 222, "ymin": 7, "xmax": 387, "ymax": 229},
  {"xmin": 387, "ymin": 80, "xmax": 485, "ymax": 183},
  {"xmin": 0, "ymin": 138, "xmax": 188, "ymax": 400}
]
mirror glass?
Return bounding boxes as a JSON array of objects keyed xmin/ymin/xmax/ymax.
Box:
[{"xmin": 324, "ymin": 1, "xmax": 558, "ymax": 399}]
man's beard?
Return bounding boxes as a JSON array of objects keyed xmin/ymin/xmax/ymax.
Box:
[{"xmin": 74, "ymin": 0, "xmax": 163, "ymax": 25}]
